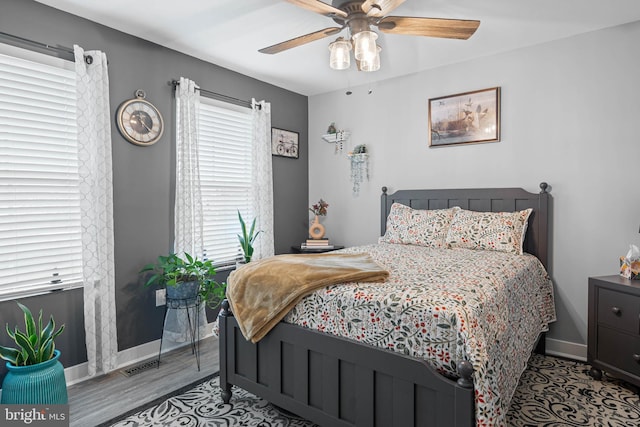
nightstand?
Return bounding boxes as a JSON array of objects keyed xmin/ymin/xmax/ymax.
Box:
[
  {"xmin": 291, "ymin": 245, "xmax": 345, "ymax": 254},
  {"xmin": 588, "ymin": 275, "xmax": 640, "ymax": 388}
]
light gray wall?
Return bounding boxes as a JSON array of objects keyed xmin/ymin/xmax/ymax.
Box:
[
  {"xmin": 0, "ymin": 0, "xmax": 309, "ymax": 378},
  {"xmin": 308, "ymin": 21, "xmax": 640, "ymax": 347}
]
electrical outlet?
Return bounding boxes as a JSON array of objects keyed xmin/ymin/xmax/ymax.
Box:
[{"xmin": 155, "ymin": 289, "xmax": 166, "ymax": 306}]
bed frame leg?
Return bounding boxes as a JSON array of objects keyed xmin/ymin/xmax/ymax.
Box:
[
  {"xmin": 534, "ymin": 333, "xmax": 546, "ymax": 354},
  {"xmin": 221, "ymin": 383, "xmax": 232, "ymax": 404},
  {"xmin": 219, "ymin": 299, "xmax": 233, "ymax": 404},
  {"xmin": 456, "ymin": 360, "xmax": 474, "ymax": 389}
]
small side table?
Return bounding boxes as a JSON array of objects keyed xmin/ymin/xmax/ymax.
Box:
[
  {"xmin": 588, "ymin": 275, "xmax": 640, "ymax": 388},
  {"xmin": 291, "ymin": 245, "xmax": 345, "ymax": 254}
]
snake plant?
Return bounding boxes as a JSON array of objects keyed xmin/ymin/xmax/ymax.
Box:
[
  {"xmin": 0, "ymin": 302, "xmax": 65, "ymax": 366},
  {"xmin": 237, "ymin": 210, "xmax": 261, "ymax": 263}
]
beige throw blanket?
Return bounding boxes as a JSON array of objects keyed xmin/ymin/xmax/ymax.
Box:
[{"xmin": 226, "ymin": 253, "xmax": 389, "ymax": 343}]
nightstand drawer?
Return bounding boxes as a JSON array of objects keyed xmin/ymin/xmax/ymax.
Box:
[
  {"xmin": 597, "ymin": 326, "xmax": 640, "ymax": 378},
  {"xmin": 597, "ymin": 288, "xmax": 640, "ymax": 334}
]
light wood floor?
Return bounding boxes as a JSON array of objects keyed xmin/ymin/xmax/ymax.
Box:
[{"xmin": 68, "ymin": 336, "xmax": 220, "ymax": 427}]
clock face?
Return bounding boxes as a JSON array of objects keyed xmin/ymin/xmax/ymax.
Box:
[{"xmin": 116, "ymin": 98, "xmax": 164, "ymax": 146}]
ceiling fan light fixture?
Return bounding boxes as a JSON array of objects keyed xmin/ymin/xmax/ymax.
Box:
[
  {"xmin": 263, "ymin": 1, "xmax": 480, "ymax": 74},
  {"xmin": 360, "ymin": 45, "xmax": 381, "ymax": 72},
  {"xmin": 328, "ymin": 37, "xmax": 352, "ymax": 70},
  {"xmin": 352, "ymin": 30, "xmax": 378, "ymax": 61}
]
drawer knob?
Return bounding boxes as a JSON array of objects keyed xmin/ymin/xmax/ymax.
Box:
[
  {"xmin": 611, "ymin": 306, "xmax": 621, "ymax": 316},
  {"xmin": 634, "ymin": 354, "xmax": 640, "ymax": 363}
]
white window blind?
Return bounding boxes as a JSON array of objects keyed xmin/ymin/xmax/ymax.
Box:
[
  {"xmin": 198, "ymin": 98, "xmax": 254, "ymax": 266},
  {"xmin": 0, "ymin": 45, "xmax": 82, "ymax": 298}
]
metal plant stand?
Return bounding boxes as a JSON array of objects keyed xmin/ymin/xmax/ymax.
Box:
[{"xmin": 158, "ymin": 295, "xmax": 202, "ymax": 371}]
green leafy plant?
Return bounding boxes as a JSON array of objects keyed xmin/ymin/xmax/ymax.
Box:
[
  {"xmin": 199, "ymin": 279, "xmax": 227, "ymax": 309},
  {"xmin": 140, "ymin": 252, "xmax": 226, "ymax": 308},
  {"xmin": 0, "ymin": 303, "xmax": 65, "ymax": 366},
  {"xmin": 237, "ymin": 211, "xmax": 261, "ymax": 263}
]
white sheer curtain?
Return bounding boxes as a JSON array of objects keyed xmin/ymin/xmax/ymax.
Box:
[
  {"xmin": 250, "ymin": 99, "xmax": 275, "ymax": 259},
  {"xmin": 170, "ymin": 76, "xmax": 206, "ymax": 342},
  {"xmin": 173, "ymin": 77, "xmax": 203, "ymax": 257},
  {"xmin": 174, "ymin": 77, "xmax": 203, "ymax": 256},
  {"xmin": 74, "ymin": 45, "xmax": 118, "ymax": 376}
]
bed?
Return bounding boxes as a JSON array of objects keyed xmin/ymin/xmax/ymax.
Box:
[{"xmin": 218, "ymin": 183, "xmax": 554, "ymax": 427}]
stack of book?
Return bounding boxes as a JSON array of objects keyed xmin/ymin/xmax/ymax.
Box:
[{"xmin": 301, "ymin": 238, "xmax": 333, "ymax": 250}]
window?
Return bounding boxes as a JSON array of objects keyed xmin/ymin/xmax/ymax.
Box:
[
  {"xmin": 0, "ymin": 44, "xmax": 82, "ymax": 299},
  {"xmin": 198, "ymin": 98, "xmax": 254, "ymax": 266}
]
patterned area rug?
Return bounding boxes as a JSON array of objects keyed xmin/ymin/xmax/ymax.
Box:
[
  {"xmin": 109, "ymin": 354, "xmax": 639, "ymax": 427},
  {"xmin": 508, "ymin": 354, "xmax": 639, "ymax": 426}
]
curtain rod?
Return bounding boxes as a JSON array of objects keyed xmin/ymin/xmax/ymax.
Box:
[
  {"xmin": 0, "ymin": 31, "xmax": 94, "ymax": 64},
  {"xmin": 171, "ymin": 79, "xmax": 253, "ymax": 109}
]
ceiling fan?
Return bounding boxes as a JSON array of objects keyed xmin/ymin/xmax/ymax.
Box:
[{"xmin": 259, "ymin": 0, "xmax": 480, "ymax": 72}]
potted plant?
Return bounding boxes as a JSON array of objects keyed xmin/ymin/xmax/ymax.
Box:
[
  {"xmin": 0, "ymin": 302, "xmax": 67, "ymax": 404},
  {"xmin": 237, "ymin": 211, "xmax": 261, "ymax": 264},
  {"xmin": 140, "ymin": 252, "xmax": 226, "ymax": 308}
]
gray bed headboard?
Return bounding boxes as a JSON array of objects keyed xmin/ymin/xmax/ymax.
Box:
[{"xmin": 380, "ymin": 183, "xmax": 550, "ymax": 269}]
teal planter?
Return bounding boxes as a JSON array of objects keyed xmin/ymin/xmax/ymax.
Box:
[{"xmin": 1, "ymin": 349, "xmax": 68, "ymax": 404}]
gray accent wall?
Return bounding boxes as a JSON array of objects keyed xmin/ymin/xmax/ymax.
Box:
[{"xmin": 0, "ymin": 0, "xmax": 309, "ymax": 379}]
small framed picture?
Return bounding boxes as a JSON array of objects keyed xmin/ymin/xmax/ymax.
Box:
[
  {"xmin": 429, "ymin": 87, "xmax": 501, "ymax": 147},
  {"xmin": 271, "ymin": 128, "xmax": 299, "ymax": 159}
]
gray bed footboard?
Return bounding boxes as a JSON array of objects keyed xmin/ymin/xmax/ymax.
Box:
[{"xmin": 219, "ymin": 300, "xmax": 475, "ymax": 427}]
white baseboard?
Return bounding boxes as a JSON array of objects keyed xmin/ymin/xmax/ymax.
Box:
[
  {"xmin": 63, "ymin": 321, "xmax": 216, "ymax": 387},
  {"xmin": 63, "ymin": 362, "xmax": 89, "ymax": 386},
  {"xmin": 545, "ymin": 337, "xmax": 587, "ymax": 361}
]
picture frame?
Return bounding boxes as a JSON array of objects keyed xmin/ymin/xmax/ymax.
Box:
[
  {"xmin": 428, "ymin": 87, "xmax": 501, "ymax": 147},
  {"xmin": 271, "ymin": 128, "xmax": 299, "ymax": 159}
]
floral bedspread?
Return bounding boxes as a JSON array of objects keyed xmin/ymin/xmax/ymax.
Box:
[{"xmin": 283, "ymin": 243, "xmax": 556, "ymax": 427}]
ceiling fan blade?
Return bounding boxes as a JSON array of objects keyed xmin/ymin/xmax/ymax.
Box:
[
  {"xmin": 286, "ymin": 0, "xmax": 348, "ymax": 18},
  {"xmin": 378, "ymin": 16, "xmax": 480, "ymax": 40},
  {"xmin": 259, "ymin": 27, "xmax": 343, "ymax": 54},
  {"xmin": 361, "ymin": 0, "xmax": 405, "ymax": 17}
]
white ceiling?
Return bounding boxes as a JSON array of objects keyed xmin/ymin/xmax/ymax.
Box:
[{"xmin": 35, "ymin": 0, "xmax": 640, "ymax": 96}]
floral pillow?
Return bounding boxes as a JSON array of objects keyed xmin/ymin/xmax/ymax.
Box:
[
  {"xmin": 379, "ymin": 203, "xmax": 458, "ymax": 249},
  {"xmin": 445, "ymin": 208, "xmax": 533, "ymax": 255}
]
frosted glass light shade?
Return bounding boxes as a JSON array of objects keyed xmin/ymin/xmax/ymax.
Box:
[
  {"xmin": 353, "ymin": 30, "xmax": 378, "ymax": 61},
  {"xmin": 360, "ymin": 46, "xmax": 381, "ymax": 72},
  {"xmin": 328, "ymin": 38, "xmax": 352, "ymax": 70}
]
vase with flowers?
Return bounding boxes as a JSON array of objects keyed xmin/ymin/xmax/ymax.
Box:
[{"xmin": 308, "ymin": 198, "xmax": 329, "ymax": 239}]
